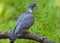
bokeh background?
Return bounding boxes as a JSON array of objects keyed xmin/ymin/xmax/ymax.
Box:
[{"xmin": 0, "ymin": 0, "xmax": 60, "ymax": 43}]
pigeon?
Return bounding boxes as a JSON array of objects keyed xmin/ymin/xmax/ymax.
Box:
[{"xmin": 9, "ymin": 2, "xmax": 36, "ymax": 43}]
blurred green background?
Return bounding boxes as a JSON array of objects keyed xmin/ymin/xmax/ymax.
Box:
[{"xmin": 0, "ymin": 0, "xmax": 60, "ymax": 43}]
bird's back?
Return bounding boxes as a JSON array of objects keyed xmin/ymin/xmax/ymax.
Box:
[{"xmin": 13, "ymin": 11, "xmax": 34, "ymax": 34}]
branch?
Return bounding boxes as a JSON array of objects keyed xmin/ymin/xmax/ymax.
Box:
[{"xmin": 0, "ymin": 31, "xmax": 54, "ymax": 43}]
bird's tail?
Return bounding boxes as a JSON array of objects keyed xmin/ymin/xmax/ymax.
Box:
[
  {"xmin": 10, "ymin": 40, "xmax": 14, "ymax": 43},
  {"xmin": 9, "ymin": 34, "xmax": 18, "ymax": 43}
]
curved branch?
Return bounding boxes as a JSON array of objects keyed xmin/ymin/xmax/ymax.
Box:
[{"xmin": 0, "ymin": 31, "xmax": 54, "ymax": 43}]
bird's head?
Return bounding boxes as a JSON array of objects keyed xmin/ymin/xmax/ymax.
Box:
[
  {"xmin": 29, "ymin": 2, "xmax": 36, "ymax": 10},
  {"xmin": 28, "ymin": 2, "xmax": 36, "ymax": 12}
]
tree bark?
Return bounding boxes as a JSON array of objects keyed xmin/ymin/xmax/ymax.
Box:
[{"xmin": 0, "ymin": 31, "xmax": 54, "ymax": 43}]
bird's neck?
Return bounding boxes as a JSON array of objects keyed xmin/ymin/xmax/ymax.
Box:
[{"xmin": 28, "ymin": 8, "xmax": 32, "ymax": 13}]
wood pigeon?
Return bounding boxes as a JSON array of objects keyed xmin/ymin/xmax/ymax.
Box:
[{"xmin": 9, "ymin": 2, "xmax": 36, "ymax": 43}]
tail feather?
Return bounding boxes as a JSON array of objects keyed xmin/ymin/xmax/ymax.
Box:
[
  {"xmin": 9, "ymin": 34, "xmax": 18, "ymax": 41},
  {"xmin": 10, "ymin": 41, "xmax": 14, "ymax": 43},
  {"xmin": 9, "ymin": 34, "xmax": 18, "ymax": 43}
]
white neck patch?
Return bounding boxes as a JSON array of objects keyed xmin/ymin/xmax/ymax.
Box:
[{"xmin": 28, "ymin": 9, "xmax": 32, "ymax": 12}]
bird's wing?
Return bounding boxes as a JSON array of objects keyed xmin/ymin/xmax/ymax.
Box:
[
  {"xmin": 13, "ymin": 13, "xmax": 25, "ymax": 34},
  {"xmin": 13, "ymin": 14, "xmax": 34, "ymax": 34}
]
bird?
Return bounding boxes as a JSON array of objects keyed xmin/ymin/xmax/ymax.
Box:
[{"xmin": 9, "ymin": 2, "xmax": 36, "ymax": 43}]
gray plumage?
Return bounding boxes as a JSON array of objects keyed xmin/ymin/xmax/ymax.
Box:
[
  {"xmin": 14, "ymin": 11, "xmax": 34, "ymax": 34},
  {"xmin": 10, "ymin": 2, "xmax": 36, "ymax": 41}
]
